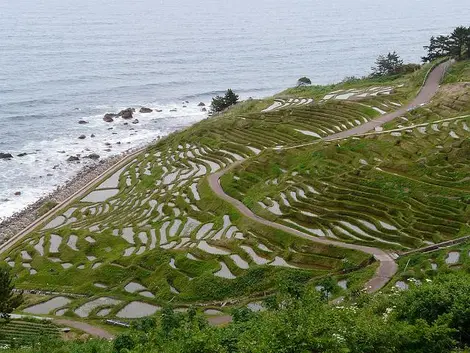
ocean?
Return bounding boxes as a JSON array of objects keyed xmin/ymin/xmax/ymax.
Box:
[{"xmin": 1, "ymin": 0, "xmax": 469, "ymax": 220}]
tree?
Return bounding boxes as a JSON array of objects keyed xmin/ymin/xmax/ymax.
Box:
[
  {"xmin": 113, "ymin": 333, "xmax": 135, "ymax": 353},
  {"xmin": 210, "ymin": 89, "xmax": 239, "ymax": 113},
  {"xmin": 0, "ymin": 265, "xmax": 23, "ymax": 319},
  {"xmin": 423, "ymin": 26, "xmax": 470, "ymax": 62},
  {"xmin": 297, "ymin": 77, "xmax": 312, "ymax": 86},
  {"xmin": 371, "ymin": 51, "xmax": 404, "ymax": 77}
]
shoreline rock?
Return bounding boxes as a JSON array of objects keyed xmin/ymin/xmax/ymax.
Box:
[
  {"xmin": 0, "ymin": 153, "xmax": 13, "ymax": 160},
  {"xmin": 139, "ymin": 107, "xmax": 153, "ymax": 113}
]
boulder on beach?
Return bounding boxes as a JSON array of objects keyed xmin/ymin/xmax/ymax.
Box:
[
  {"xmin": 78, "ymin": 135, "xmax": 86, "ymax": 140},
  {"xmin": 198, "ymin": 102, "xmax": 206, "ymax": 107},
  {"xmin": 103, "ymin": 114, "xmax": 115, "ymax": 123},
  {"xmin": 201, "ymin": 107, "xmax": 207, "ymax": 112},
  {"xmin": 66, "ymin": 156, "xmax": 80, "ymax": 162},
  {"xmin": 139, "ymin": 107, "xmax": 153, "ymax": 113},
  {"xmin": 132, "ymin": 119, "xmax": 139, "ymax": 124},
  {"xmin": 85, "ymin": 153, "xmax": 100, "ymax": 160},
  {"xmin": 78, "ymin": 120, "xmax": 88, "ymax": 124},
  {"xmin": 118, "ymin": 108, "xmax": 134, "ymax": 119},
  {"xmin": 14, "ymin": 191, "xmax": 21, "ymax": 196},
  {"xmin": 17, "ymin": 153, "xmax": 28, "ymax": 157},
  {"xmin": 90, "ymin": 134, "xmax": 95, "ymax": 138},
  {"xmin": 0, "ymin": 153, "xmax": 13, "ymax": 159}
]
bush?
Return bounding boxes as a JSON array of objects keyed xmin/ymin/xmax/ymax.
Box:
[
  {"xmin": 113, "ymin": 334, "xmax": 135, "ymax": 353},
  {"xmin": 210, "ymin": 89, "xmax": 239, "ymax": 113},
  {"xmin": 296, "ymin": 77, "xmax": 312, "ymax": 86}
]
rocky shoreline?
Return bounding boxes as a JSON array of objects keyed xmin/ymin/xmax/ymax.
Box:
[{"xmin": 0, "ymin": 147, "xmax": 143, "ymax": 245}]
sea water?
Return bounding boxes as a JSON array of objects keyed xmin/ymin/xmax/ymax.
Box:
[{"xmin": 1, "ymin": 0, "xmax": 469, "ymax": 220}]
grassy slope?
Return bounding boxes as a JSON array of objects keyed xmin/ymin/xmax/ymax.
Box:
[{"xmin": 2, "ymin": 61, "xmax": 467, "ymax": 320}]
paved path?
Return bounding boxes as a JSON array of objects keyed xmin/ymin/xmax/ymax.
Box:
[
  {"xmin": 54, "ymin": 318, "xmax": 115, "ymax": 339},
  {"xmin": 207, "ymin": 62, "xmax": 451, "ymax": 292},
  {"xmin": 208, "ymin": 162, "xmax": 397, "ymax": 293}
]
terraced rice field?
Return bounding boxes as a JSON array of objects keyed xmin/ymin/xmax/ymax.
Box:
[
  {"xmin": 223, "ymin": 114, "xmax": 470, "ymax": 251},
  {"xmin": 0, "ymin": 320, "xmax": 59, "ymax": 346},
  {"xmin": 2, "ymin": 64, "xmax": 465, "ymax": 320}
]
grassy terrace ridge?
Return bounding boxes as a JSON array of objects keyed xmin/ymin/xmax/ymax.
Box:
[
  {"xmin": 0, "ymin": 319, "xmax": 59, "ymax": 346},
  {"xmin": 1, "ymin": 60, "xmax": 467, "ymax": 323}
]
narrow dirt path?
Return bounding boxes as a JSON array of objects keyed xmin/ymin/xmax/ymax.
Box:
[
  {"xmin": 207, "ymin": 62, "xmax": 451, "ymax": 292},
  {"xmin": 54, "ymin": 318, "xmax": 115, "ymax": 339},
  {"xmin": 208, "ymin": 162, "xmax": 397, "ymax": 293}
]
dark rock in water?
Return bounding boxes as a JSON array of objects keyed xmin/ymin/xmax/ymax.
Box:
[
  {"xmin": 198, "ymin": 102, "xmax": 206, "ymax": 106},
  {"xmin": 104, "ymin": 148, "xmax": 111, "ymax": 152},
  {"xmin": 17, "ymin": 153, "xmax": 28, "ymax": 157},
  {"xmin": 90, "ymin": 134, "xmax": 95, "ymax": 138},
  {"xmin": 201, "ymin": 108, "xmax": 207, "ymax": 112},
  {"xmin": 58, "ymin": 151, "xmax": 66, "ymax": 154},
  {"xmin": 183, "ymin": 105, "xmax": 187, "ymax": 108},
  {"xmin": 107, "ymin": 127, "xmax": 113, "ymax": 130},
  {"xmin": 124, "ymin": 122, "xmax": 129, "ymax": 126},
  {"xmin": 170, "ymin": 108, "xmax": 177, "ymax": 112},
  {"xmin": 105, "ymin": 142, "xmax": 111, "ymax": 146},
  {"xmin": 14, "ymin": 191, "xmax": 21, "ymax": 196},
  {"xmin": 139, "ymin": 107, "xmax": 153, "ymax": 113},
  {"xmin": 103, "ymin": 114, "xmax": 115, "ymax": 123},
  {"xmin": 47, "ymin": 173, "xmax": 53, "ymax": 176},
  {"xmin": 0, "ymin": 152, "xmax": 13, "ymax": 159},
  {"xmin": 85, "ymin": 153, "xmax": 100, "ymax": 160},
  {"xmin": 155, "ymin": 109, "xmax": 163, "ymax": 112},
  {"xmin": 78, "ymin": 120, "xmax": 88, "ymax": 124},
  {"xmin": 53, "ymin": 164, "xmax": 59, "ymax": 169},
  {"xmin": 67, "ymin": 156, "xmax": 80, "ymax": 162},
  {"xmin": 132, "ymin": 119, "xmax": 139, "ymax": 124},
  {"xmin": 116, "ymin": 141, "xmax": 121, "ymax": 145},
  {"xmin": 112, "ymin": 132, "xmax": 117, "ymax": 135},
  {"xmin": 185, "ymin": 100, "xmax": 189, "ymax": 104},
  {"xmin": 118, "ymin": 108, "xmax": 133, "ymax": 119},
  {"xmin": 78, "ymin": 135, "xmax": 86, "ymax": 140}
]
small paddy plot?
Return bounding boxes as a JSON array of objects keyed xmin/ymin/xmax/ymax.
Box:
[
  {"xmin": 21, "ymin": 251, "xmax": 32, "ymax": 260},
  {"xmin": 449, "ymin": 130, "xmax": 459, "ymax": 139},
  {"xmin": 247, "ymin": 146, "xmax": 261, "ymax": 155},
  {"xmin": 123, "ymin": 247, "xmax": 135, "ymax": 257},
  {"xmin": 169, "ymin": 258, "xmax": 177, "ymax": 269},
  {"xmin": 61, "ymin": 263, "xmax": 73, "ymax": 269},
  {"xmin": 190, "ymin": 183, "xmax": 200, "ymax": 200},
  {"xmin": 338, "ymin": 280, "xmax": 348, "ymax": 290},
  {"xmin": 97, "ymin": 166, "xmax": 127, "ymax": 189},
  {"xmin": 169, "ymin": 219, "xmax": 182, "ymax": 237},
  {"xmin": 43, "ymin": 216, "xmax": 65, "ymax": 230},
  {"xmin": 82, "ymin": 189, "xmax": 119, "ymax": 203},
  {"xmin": 258, "ymin": 243, "xmax": 273, "ymax": 252},
  {"xmin": 240, "ymin": 245, "xmax": 270, "ymax": 265},
  {"xmin": 48, "ymin": 234, "xmax": 63, "ymax": 253},
  {"xmin": 92, "ymin": 262, "xmax": 102, "ymax": 269},
  {"xmin": 214, "ymin": 262, "xmax": 236, "ymax": 279},
  {"xmin": 204, "ymin": 309, "xmax": 223, "ymax": 315},
  {"xmin": 138, "ymin": 232, "xmax": 148, "ymax": 244},
  {"xmin": 24, "ymin": 297, "xmax": 71, "ymax": 315},
  {"xmin": 94, "ymin": 283, "xmax": 107, "ymax": 289},
  {"xmin": 97, "ymin": 308, "xmax": 112, "ymax": 317},
  {"xmin": 269, "ymin": 256, "xmax": 296, "ymax": 268},
  {"xmin": 63, "ymin": 207, "xmax": 77, "ymax": 219},
  {"xmin": 75, "ymin": 297, "xmax": 122, "ymax": 318},
  {"xmin": 85, "ymin": 236, "xmax": 96, "ymax": 243},
  {"xmin": 196, "ymin": 224, "xmax": 214, "ymax": 239},
  {"xmin": 116, "ymin": 302, "xmax": 161, "ymax": 319},
  {"xmin": 186, "ymin": 253, "xmax": 200, "ymax": 261},
  {"xmin": 445, "ymin": 251, "xmax": 460, "ymax": 264},
  {"xmin": 294, "ymin": 129, "xmax": 321, "ymax": 139},
  {"xmin": 122, "ymin": 227, "xmax": 135, "ymax": 244},
  {"xmin": 198, "ymin": 241, "xmax": 230, "ymax": 255},
  {"xmin": 66, "ymin": 235, "xmax": 78, "ymax": 251},
  {"xmin": 140, "ymin": 291, "xmax": 155, "ymax": 298},
  {"xmin": 247, "ymin": 302, "xmax": 265, "ymax": 312},
  {"xmin": 124, "ymin": 282, "xmax": 147, "ymax": 293},
  {"xmin": 87, "ymin": 255, "xmax": 96, "ymax": 261},
  {"xmin": 180, "ymin": 218, "xmax": 201, "ymax": 237},
  {"xmin": 379, "ymin": 221, "xmax": 397, "ymax": 230},
  {"xmin": 230, "ymin": 254, "xmax": 249, "ymax": 269}
]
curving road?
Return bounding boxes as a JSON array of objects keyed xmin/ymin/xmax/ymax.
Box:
[
  {"xmin": 207, "ymin": 61, "xmax": 451, "ymax": 292},
  {"xmin": 208, "ymin": 161, "xmax": 397, "ymax": 293}
]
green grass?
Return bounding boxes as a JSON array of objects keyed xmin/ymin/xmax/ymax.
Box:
[{"xmin": 0, "ymin": 319, "xmax": 59, "ymax": 346}]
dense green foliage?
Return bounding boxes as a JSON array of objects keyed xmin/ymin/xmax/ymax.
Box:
[
  {"xmin": 0, "ymin": 265, "xmax": 23, "ymax": 319},
  {"xmin": 423, "ymin": 26, "xmax": 470, "ymax": 62},
  {"xmin": 210, "ymin": 89, "xmax": 240, "ymax": 113},
  {"xmin": 296, "ymin": 77, "xmax": 312, "ymax": 86},
  {"xmin": 5, "ymin": 273, "xmax": 470, "ymax": 352}
]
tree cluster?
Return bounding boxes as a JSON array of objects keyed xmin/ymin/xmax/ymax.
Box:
[
  {"xmin": 210, "ymin": 89, "xmax": 239, "ymax": 113},
  {"xmin": 370, "ymin": 52, "xmax": 421, "ymax": 78},
  {"xmin": 423, "ymin": 26, "xmax": 470, "ymax": 62},
  {"xmin": 0, "ymin": 265, "xmax": 23, "ymax": 319}
]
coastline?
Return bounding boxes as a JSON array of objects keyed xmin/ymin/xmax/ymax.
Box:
[{"xmin": 0, "ymin": 144, "xmax": 148, "ymax": 244}]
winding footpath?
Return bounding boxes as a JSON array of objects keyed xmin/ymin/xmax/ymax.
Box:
[{"xmin": 208, "ymin": 60, "xmax": 451, "ymax": 292}]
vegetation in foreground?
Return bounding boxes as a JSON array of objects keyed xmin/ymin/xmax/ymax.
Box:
[{"xmin": 3, "ymin": 272, "xmax": 470, "ymax": 352}]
